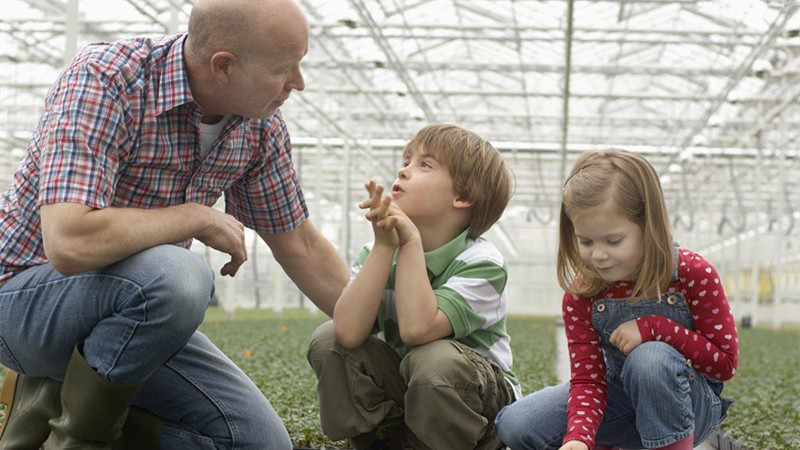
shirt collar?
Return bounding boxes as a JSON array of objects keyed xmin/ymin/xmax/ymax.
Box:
[
  {"xmin": 424, "ymin": 228, "xmax": 471, "ymax": 279},
  {"xmin": 156, "ymin": 34, "xmax": 196, "ymax": 116}
]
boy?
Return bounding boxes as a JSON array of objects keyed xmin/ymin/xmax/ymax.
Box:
[{"xmin": 307, "ymin": 123, "xmax": 520, "ymax": 450}]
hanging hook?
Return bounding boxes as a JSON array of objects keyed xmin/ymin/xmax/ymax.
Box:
[
  {"xmin": 526, "ymin": 153, "xmax": 556, "ymax": 225},
  {"xmin": 783, "ymin": 180, "xmax": 796, "ymax": 236},
  {"xmin": 672, "ymin": 163, "xmax": 695, "ymax": 231},
  {"xmin": 766, "ymin": 198, "xmax": 779, "ymax": 232},
  {"xmin": 717, "ymin": 158, "xmax": 747, "ymax": 234}
]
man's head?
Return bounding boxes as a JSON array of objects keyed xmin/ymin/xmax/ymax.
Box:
[
  {"xmin": 185, "ymin": 0, "xmax": 308, "ymax": 119},
  {"xmin": 401, "ymin": 124, "xmax": 513, "ymax": 239}
]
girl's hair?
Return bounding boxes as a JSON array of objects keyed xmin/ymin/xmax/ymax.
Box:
[
  {"xmin": 556, "ymin": 148, "xmax": 673, "ymax": 298},
  {"xmin": 403, "ymin": 124, "xmax": 513, "ymax": 239}
]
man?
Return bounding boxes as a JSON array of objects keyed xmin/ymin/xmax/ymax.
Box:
[{"xmin": 0, "ymin": 0, "xmax": 349, "ymax": 448}]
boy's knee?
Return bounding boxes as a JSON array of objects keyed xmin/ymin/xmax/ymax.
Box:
[
  {"xmin": 307, "ymin": 320, "xmax": 339, "ymax": 371},
  {"xmin": 400, "ymin": 340, "xmax": 470, "ymax": 384},
  {"xmin": 308, "ymin": 321, "xmax": 336, "ymax": 354}
]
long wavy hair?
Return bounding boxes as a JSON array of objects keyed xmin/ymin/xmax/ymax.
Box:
[{"xmin": 556, "ymin": 148, "xmax": 673, "ymax": 299}]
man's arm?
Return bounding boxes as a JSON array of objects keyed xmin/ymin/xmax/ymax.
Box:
[
  {"xmin": 41, "ymin": 202, "xmax": 247, "ymax": 276},
  {"xmin": 259, "ymin": 219, "xmax": 349, "ymax": 317}
]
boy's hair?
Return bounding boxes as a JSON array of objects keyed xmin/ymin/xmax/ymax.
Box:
[
  {"xmin": 556, "ymin": 148, "xmax": 673, "ymax": 298},
  {"xmin": 403, "ymin": 124, "xmax": 513, "ymax": 239}
]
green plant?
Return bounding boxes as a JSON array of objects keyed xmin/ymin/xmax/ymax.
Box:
[
  {"xmin": 2, "ymin": 310, "xmax": 797, "ymax": 449},
  {"xmin": 197, "ymin": 310, "xmax": 557, "ymax": 448},
  {"xmin": 718, "ymin": 326, "xmax": 800, "ymax": 449}
]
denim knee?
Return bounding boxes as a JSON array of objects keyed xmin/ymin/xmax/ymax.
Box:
[
  {"xmin": 495, "ymin": 383, "xmax": 569, "ymax": 450},
  {"xmin": 621, "ymin": 341, "xmax": 689, "ymax": 397},
  {"xmin": 130, "ymin": 245, "xmax": 214, "ymax": 336}
]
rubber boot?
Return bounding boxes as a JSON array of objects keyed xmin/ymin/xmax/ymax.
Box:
[
  {"xmin": 43, "ymin": 347, "xmax": 143, "ymax": 450},
  {"xmin": 111, "ymin": 407, "xmax": 163, "ymax": 450},
  {"xmin": 656, "ymin": 435, "xmax": 694, "ymax": 450},
  {"xmin": 0, "ymin": 370, "xmax": 62, "ymax": 450}
]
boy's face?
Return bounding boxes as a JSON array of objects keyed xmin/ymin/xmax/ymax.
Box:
[{"xmin": 391, "ymin": 146, "xmax": 459, "ymax": 222}]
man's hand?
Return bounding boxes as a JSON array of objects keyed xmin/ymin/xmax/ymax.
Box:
[
  {"xmin": 195, "ymin": 207, "xmax": 247, "ymax": 277},
  {"xmin": 610, "ymin": 319, "xmax": 643, "ymax": 355}
]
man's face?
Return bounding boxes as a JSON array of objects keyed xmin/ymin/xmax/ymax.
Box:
[{"xmin": 231, "ymin": 27, "xmax": 308, "ymax": 118}]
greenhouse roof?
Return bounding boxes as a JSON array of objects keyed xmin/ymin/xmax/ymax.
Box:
[{"xmin": 1, "ymin": 0, "xmax": 798, "ymax": 261}]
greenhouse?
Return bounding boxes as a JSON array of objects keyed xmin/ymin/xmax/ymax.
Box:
[{"xmin": 0, "ymin": 0, "xmax": 798, "ymax": 449}]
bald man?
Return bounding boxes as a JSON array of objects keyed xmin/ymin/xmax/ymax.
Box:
[{"xmin": 0, "ymin": 0, "xmax": 348, "ymax": 448}]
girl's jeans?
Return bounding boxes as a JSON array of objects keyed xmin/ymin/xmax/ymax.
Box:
[
  {"xmin": 0, "ymin": 245, "xmax": 291, "ymax": 449},
  {"xmin": 496, "ymin": 291, "xmax": 732, "ymax": 450}
]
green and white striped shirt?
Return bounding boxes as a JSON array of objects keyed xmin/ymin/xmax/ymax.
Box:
[{"xmin": 351, "ymin": 229, "xmax": 521, "ymax": 398}]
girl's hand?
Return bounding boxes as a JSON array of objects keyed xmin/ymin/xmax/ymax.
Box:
[
  {"xmin": 559, "ymin": 440, "xmax": 589, "ymax": 450},
  {"xmin": 610, "ymin": 319, "xmax": 643, "ymax": 355}
]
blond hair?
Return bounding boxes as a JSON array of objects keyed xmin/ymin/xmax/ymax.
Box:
[
  {"xmin": 556, "ymin": 148, "xmax": 673, "ymax": 299},
  {"xmin": 403, "ymin": 124, "xmax": 513, "ymax": 239}
]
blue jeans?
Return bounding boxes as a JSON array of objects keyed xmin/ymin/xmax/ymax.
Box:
[
  {"xmin": 0, "ymin": 245, "xmax": 291, "ymax": 449},
  {"xmin": 495, "ymin": 341, "xmax": 728, "ymax": 450}
]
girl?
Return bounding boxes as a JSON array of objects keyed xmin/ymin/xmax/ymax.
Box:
[{"xmin": 496, "ymin": 148, "xmax": 738, "ymax": 450}]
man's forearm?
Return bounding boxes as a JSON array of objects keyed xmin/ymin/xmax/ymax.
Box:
[
  {"xmin": 41, "ymin": 202, "xmax": 212, "ymax": 274},
  {"xmin": 261, "ymin": 220, "xmax": 349, "ymax": 317}
]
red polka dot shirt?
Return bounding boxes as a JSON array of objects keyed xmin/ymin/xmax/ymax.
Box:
[{"xmin": 562, "ymin": 248, "xmax": 739, "ymax": 448}]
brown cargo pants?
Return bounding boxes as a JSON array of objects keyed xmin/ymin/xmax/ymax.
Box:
[{"xmin": 306, "ymin": 320, "xmax": 513, "ymax": 450}]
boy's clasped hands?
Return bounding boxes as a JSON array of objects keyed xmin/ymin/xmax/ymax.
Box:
[{"xmin": 360, "ymin": 180, "xmax": 417, "ymax": 249}]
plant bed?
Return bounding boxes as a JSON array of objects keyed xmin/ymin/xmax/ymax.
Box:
[
  {"xmin": 715, "ymin": 326, "xmax": 800, "ymax": 450},
  {"xmin": 1, "ymin": 309, "xmax": 796, "ymax": 449},
  {"xmin": 198, "ymin": 309, "xmax": 557, "ymax": 448}
]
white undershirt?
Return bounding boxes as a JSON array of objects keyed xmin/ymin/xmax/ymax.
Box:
[{"xmin": 197, "ymin": 115, "xmax": 231, "ymax": 157}]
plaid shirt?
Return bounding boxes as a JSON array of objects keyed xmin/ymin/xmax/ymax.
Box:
[{"xmin": 0, "ymin": 34, "xmax": 308, "ymax": 284}]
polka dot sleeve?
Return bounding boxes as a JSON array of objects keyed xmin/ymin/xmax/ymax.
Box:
[
  {"xmin": 636, "ymin": 249, "xmax": 739, "ymax": 381},
  {"xmin": 562, "ymin": 292, "xmax": 607, "ymax": 448}
]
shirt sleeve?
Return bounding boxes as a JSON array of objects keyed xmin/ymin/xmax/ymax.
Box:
[
  {"xmin": 562, "ymin": 292, "xmax": 607, "ymax": 448},
  {"xmin": 225, "ymin": 112, "xmax": 308, "ymax": 234},
  {"xmin": 37, "ymin": 59, "xmax": 131, "ymax": 210},
  {"xmin": 436, "ymin": 253, "xmax": 508, "ymax": 338},
  {"xmin": 636, "ymin": 250, "xmax": 739, "ymax": 381}
]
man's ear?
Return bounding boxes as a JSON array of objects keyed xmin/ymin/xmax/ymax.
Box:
[
  {"xmin": 453, "ymin": 196, "xmax": 473, "ymax": 209},
  {"xmin": 209, "ymin": 51, "xmax": 236, "ymax": 84}
]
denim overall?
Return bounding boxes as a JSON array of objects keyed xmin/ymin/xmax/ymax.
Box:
[
  {"xmin": 589, "ymin": 246, "xmax": 733, "ymax": 448},
  {"xmin": 495, "ymin": 246, "xmax": 733, "ymax": 450}
]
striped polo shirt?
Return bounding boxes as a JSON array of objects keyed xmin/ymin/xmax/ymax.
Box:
[{"xmin": 351, "ymin": 228, "xmax": 521, "ymax": 398}]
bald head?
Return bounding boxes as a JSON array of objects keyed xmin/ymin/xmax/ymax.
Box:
[{"xmin": 186, "ymin": 0, "xmax": 308, "ymax": 63}]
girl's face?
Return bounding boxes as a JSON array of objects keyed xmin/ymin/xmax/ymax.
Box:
[{"xmin": 572, "ymin": 205, "xmax": 644, "ymax": 284}]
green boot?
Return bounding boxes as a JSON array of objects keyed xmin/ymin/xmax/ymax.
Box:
[
  {"xmin": 0, "ymin": 370, "xmax": 62, "ymax": 450},
  {"xmin": 111, "ymin": 407, "xmax": 164, "ymax": 450},
  {"xmin": 44, "ymin": 347, "xmax": 143, "ymax": 450}
]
